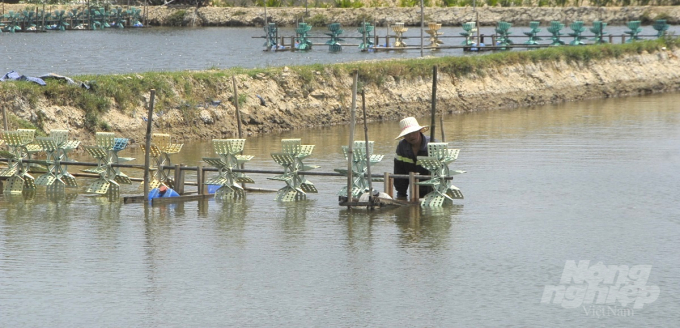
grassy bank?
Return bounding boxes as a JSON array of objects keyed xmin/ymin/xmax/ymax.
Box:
[{"xmin": 0, "ymin": 37, "xmax": 677, "ymax": 137}]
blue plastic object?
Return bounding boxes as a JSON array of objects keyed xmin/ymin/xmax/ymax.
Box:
[
  {"xmin": 148, "ymin": 187, "xmax": 179, "ymax": 200},
  {"xmin": 207, "ymin": 184, "xmax": 220, "ymax": 194}
]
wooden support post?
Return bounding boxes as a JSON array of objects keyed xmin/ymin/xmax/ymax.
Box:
[
  {"xmin": 176, "ymin": 163, "xmax": 186, "ymax": 194},
  {"xmin": 622, "ymin": 34, "xmax": 625, "ymax": 44},
  {"xmin": 609, "ymin": 34, "xmax": 613, "ymax": 44},
  {"xmin": 409, "ymin": 172, "xmax": 416, "ymax": 203},
  {"xmin": 384, "ymin": 172, "xmax": 392, "ymax": 198},
  {"xmin": 143, "ymin": 89, "xmax": 155, "ymax": 200},
  {"xmin": 173, "ymin": 164, "xmax": 181, "ymax": 192},
  {"xmin": 492, "ymin": 35, "xmax": 496, "ymax": 47},
  {"xmin": 291, "ymin": 36, "xmax": 295, "ymax": 51},
  {"xmin": 197, "ymin": 162, "xmax": 204, "ymax": 195}
]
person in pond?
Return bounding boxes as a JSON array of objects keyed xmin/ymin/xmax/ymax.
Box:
[{"xmin": 393, "ymin": 117, "xmax": 433, "ymax": 200}]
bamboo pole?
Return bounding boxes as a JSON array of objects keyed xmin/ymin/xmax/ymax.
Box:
[
  {"xmin": 143, "ymin": 89, "xmax": 155, "ymax": 200},
  {"xmin": 346, "ymin": 70, "xmax": 358, "ymax": 206},
  {"xmin": 361, "ymin": 89, "xmax": 374, "ymax": 209},
  {"xmin": 430, "ymin": 65, "xmax": 437, "ymax": 141}
]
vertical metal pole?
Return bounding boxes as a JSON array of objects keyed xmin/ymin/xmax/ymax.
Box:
[
  {"xmin": 143, "ymin": 89, "xmax": 155, "ymax": 200},
  {"xmin": 361, "ymin": 89, "xmax": 374, "ymax": 209},
  {"xmin": 346, "ymin": 70, "xmax": 358, "ymax": 206},
  {"xmin": 420, "ymin": 0, "xmax": 424, "ymax": 57},
  {"xmin": 430, "ymin": 65, "xmax": 437, "ymax": 141},
  {"xmin": 232, "ymin": 76, "xmax": 242, "ymax": 139}
]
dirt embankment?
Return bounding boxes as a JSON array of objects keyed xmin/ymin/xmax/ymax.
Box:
[
  {"xmin": 2, "ymin": 48, "xmax": 679, "ymax": 146},
  {"xmin": 3, "ymin": 4, "xmax": 680, "ymax": 27}
]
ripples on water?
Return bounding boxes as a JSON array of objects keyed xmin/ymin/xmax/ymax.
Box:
[{"xmin": 1, "ymin": 92, "xmax": 679, "ymax": 326}]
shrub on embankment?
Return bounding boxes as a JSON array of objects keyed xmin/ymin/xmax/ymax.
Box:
[{"xmin": 0, "ymin": 37, "xmax": 677, "ymax": 143}]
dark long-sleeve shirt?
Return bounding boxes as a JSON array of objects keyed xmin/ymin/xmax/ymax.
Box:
[{"xmin": 393, "ymin": 134, "xmax": 432, "ymax": 199}]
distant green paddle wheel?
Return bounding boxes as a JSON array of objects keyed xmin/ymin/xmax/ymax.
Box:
[
  {"xmin": 264, "ymin": 22, "xmax": 278, "ymax": 49},
  {"xmin": 52, "ymin": 10, "xmax": 69, "ymax": 31},
  {"xmin": 590, "ymin": 21, "xmax": 608, "ymax": 44},
  {"xmin": 358, "ymin": 21, "xmax": 374, "ymax": 50},
  {"xmin": 625, "ymin": 21, "xmax": 642, "ymax": 43},
  {"xmin": 326, "ymin": 23, "xmax": 344, "ymax": 52},
  {"xmin": 3, "ymin": 11, "xmax": 22, "ymax": 33},
  {"xmin": 128, "ymin": 7, "xmax": 143, "ymax": 27},
  {"xmin": 523, "ymin": 21, "xmax": 542, "ymax": 45},
  {"xmin": 568, "ymin": 21, "xmax": 586, "ymax": 46},
  {"xmin": 653, "ymin": 19, "xmax": 669, "ymax": 38},
  {"xmin": 111, "ymin": 7, "xmax": 126, "ymax": 28},
  {"xmin": 295, "ymin": 22, "xmax": 313, "ymax": 50},
  {"xmin": 68, "ymin": 8, "xmax": 85, "ymax": 29},
  {"xmin": 460, "ymin": 22, "xmax": 476, "ymax": 46},
  {"xmin": 20, "ymin": 10, "xmax": 37, "ymax": 31},
  {"xmin": 495, "ymin": 21, "xmax": 513, "ymax": 49},
  {"xmin": 547, "ymin": 21, "xmax": 565, "ymax": 46}
]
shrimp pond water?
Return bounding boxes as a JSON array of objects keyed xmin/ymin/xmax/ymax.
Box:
[
  {"xmin": 2, "ymin": 25, "xmax": 679, "ymax": 77},
  {"xmin": 1, "ymin": 91, "xmax": 679, "ymax": 326}
]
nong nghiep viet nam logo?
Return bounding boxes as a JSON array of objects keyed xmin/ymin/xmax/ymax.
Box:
[{"xmin": 541, "ymin": 260, "xmax": 659, "ymax": 310}]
